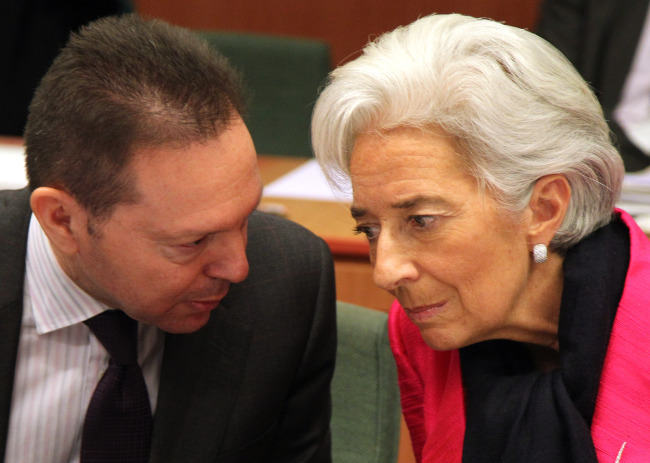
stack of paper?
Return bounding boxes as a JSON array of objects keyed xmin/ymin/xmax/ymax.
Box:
[
  {"xmin": 619, "ymin": 168, "xmax": 650, "ymax": 212},
  {"xmin": 0, "ymin": 144, "xmax": 27, "ymax": 189},
  {"xmin": 263, "ymin": 159, "xmax": 351, "ymax": 202},
  {"xmin": 619, "ymin": 168, "xmax": 650, "ymax": 231}
]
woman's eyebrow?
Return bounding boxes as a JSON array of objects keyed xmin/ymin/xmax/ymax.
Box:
[
  {"xmin": 391, "ymin": 195, "xmax": 449, "ymax": 210},
  {"xmin": 351, "ymin": 195, "xmax": 450, "ymax": 219},
  {"xmin": 350, "ymin": 206, "xmax": 366, "ymax": 219}
]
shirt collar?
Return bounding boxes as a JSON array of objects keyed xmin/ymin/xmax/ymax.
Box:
[{"xmin": 25, "ymin": 214, "xmax": 110, "ymax": 334}]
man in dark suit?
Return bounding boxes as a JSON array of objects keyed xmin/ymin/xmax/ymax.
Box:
[
  {"xmin": 537, "ymin": 0, "xmax": 650, "ymax": 171},
  {"xmin": 0, "ymin": 14, "xmax": 336, "ymax": 463}
]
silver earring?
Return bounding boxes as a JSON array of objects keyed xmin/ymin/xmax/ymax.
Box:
[{"xmin": 533, "ymin": 244, "xmax": 547, "ymax": 264}]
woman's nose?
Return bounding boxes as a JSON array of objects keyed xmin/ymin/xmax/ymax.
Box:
[{"xmin": 372, "ymin": 234, "xmax": 419, "ymax": 292}]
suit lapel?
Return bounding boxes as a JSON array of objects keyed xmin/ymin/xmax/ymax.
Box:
[
  {"xmin": 0, "ymin": 189, "xmax": 31, "ymax": 461},
  {"xmin": 149, "ymin": 301, "xmax": 252, "ymax": 462},
  {"xmin": 0, "ymin": 301, "xmax": 23, "ymax": 462}
]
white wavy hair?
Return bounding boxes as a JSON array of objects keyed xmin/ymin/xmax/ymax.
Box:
[{"xmin": 311, "ymin": 13, "xmax": 624, "ymax": 251}]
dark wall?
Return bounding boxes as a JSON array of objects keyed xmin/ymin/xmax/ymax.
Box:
[{"xmin": 134, "ymin": 0, "xmax": 543, "ymax": 67}]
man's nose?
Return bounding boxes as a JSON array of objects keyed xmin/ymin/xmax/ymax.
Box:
[{"xmin": 203, "ymin": 230, "xmax": 249, "ymax": 283}]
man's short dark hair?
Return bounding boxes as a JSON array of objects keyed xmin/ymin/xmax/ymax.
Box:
[{"xmin": 25, "ymin": 14, "xmax": 246, "ymax": 218}]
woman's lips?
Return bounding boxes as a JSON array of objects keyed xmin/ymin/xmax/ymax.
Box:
[{"xmin": 404, "ymin": 301, "xmax": 446, "ymax": 323}]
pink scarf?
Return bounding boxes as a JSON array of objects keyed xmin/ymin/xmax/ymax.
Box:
[{"xmin": 389, "ymin": 210, "xmax": 650, "ymax": 462}]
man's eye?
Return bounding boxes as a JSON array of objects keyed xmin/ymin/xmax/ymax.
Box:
[{"xmin": 181, "ymin": 237, "xmax": 205, "ymax": 248}]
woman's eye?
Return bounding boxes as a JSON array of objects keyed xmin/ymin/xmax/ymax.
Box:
[
  {"xmin": 353, "ymin": 225, "xmax": 379, "ymax": 241},
  {"xmin": 408, "ymin": 215, "xmax": 436, "ymax": 228}
]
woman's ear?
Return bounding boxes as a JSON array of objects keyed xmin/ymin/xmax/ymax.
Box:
[
  {"xmin": 526, "ymin": 174, "xmax": 571, "ymax": 248},
  {"xmin": 30, "ymin": 187, "xmax": 87, "ymax": 255}
]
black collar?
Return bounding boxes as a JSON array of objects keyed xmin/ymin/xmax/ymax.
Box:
[{"xmin": 460, "ymin": 215, "xmax": 630, "ymax": 463}]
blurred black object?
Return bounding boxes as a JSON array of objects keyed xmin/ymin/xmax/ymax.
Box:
[
  {"xmin": 0, "ymin": 0, "xmax": 133, "ymax": 136},
  {"xmin": 537, "ymin": 0, "xmax": 650, "ymax": 171}
]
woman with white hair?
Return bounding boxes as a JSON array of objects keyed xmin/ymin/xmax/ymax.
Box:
[{"xmin": 312, "ymin": 13, "xmax": 650, "ymax": 463}]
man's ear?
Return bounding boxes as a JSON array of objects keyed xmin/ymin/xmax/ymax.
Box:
[
  {"xmin": 526, "ymin": 174, "xmax": 571, "ymax": 249},
  {"xmin": 30, "ymin": 187, "xmax": 88, "ymax": 255}
]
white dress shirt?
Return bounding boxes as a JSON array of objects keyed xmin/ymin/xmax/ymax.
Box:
[
  {"xmin": 614, "ymin": 3, "xmax": 650, "ymax": 155},
  {"xmin": 4, "ymin": 215, "xmax": 164, "ymax": 463}
]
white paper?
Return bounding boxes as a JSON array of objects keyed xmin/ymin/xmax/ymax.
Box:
[
  {"xmin": 623, "ymin": 119, "xmax": 650, "ymax": 155},
  {"xmin": 622, "ymin": 165, "xmax": 650, "ymax": 194},
  {"xmin": 0, "ymin": 144, "xmax": 28, "ymax": 189},
  {"xmin": 620, "ymin": 166, "xmax": 650, "ymax": 231},
  {"xmin": 263, "ymin": 159, "xmax": 351, "ymax": 202}
]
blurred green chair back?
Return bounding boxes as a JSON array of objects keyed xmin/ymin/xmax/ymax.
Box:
[
  {"xmin": 332, "ymin": 302, "xmax": 401, "ymax": 463},
  {"xmin": 196, "ymin": 30, "xmax": 331, "ymax": 157}
]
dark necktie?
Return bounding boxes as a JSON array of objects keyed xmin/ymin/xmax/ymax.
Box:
[{"xmin": 81, "ymin": 310, "xmax": 152, "ymax": 463}]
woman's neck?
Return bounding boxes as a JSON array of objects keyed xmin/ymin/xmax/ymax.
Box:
[{"xmin": 508, "ymin": 251, "xmax": 564, "ymax": 352}]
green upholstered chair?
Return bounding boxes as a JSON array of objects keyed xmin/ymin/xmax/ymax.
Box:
[
  {"xmin": 331, "ymin": 302, "xmax": 401, "ymax": 463},
  {"xmin": 196, "ymin": 30, "xmax": 331, "ymax": 157}
]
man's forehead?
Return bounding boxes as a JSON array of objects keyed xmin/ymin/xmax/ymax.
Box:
[{"xmin": 105, "ymin": 121, "xmax": 260, "ymax": 239}]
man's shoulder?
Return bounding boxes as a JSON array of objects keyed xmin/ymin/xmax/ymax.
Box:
[
  {"xmin": 247, "ymin": 210, "xmax": 330, "ymax": 256},
  {"xmin": 235, "ymin": 210, "xmax": 334, "ymax": 293},
  {"xmin": 0, "ymin": 188, "xmax": 31, "ymax": 210},
  {"xmin": 0, "ymin": 189, "xmax": 31, "ymax": 300},
  {"xmin": 0, "ymin": 188, "xmax": 31, "ymax": 238},
  {"xmin": 248, "ymin": 210, "xmax": 320, "ymax": 237}
]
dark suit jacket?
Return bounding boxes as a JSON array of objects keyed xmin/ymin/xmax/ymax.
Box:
[
  {"xmin": 0, "ymin": 188, "xmax": 337, "ymax": 462},
  {"xmin": 537, "ymin": 0, "xmax": 650, "ymax": 171}
]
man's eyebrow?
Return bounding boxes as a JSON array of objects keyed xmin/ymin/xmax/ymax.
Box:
[
  {"xmin": 155, "ymin": 227, "xmax": 212, "ymax": 241},
  {"xmin": 158, "ymin": 187, "xmax": 264, "ymax": 241}
]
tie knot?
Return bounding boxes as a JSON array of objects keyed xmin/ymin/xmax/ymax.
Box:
[{"xmin": 84, "ymin": 310, "xmax": 138, "ymax": 366}]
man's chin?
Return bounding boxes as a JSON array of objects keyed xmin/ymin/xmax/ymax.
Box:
[{"xmin": 157, "ymin": 311, "xmax": 213, "ymax": 334}]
